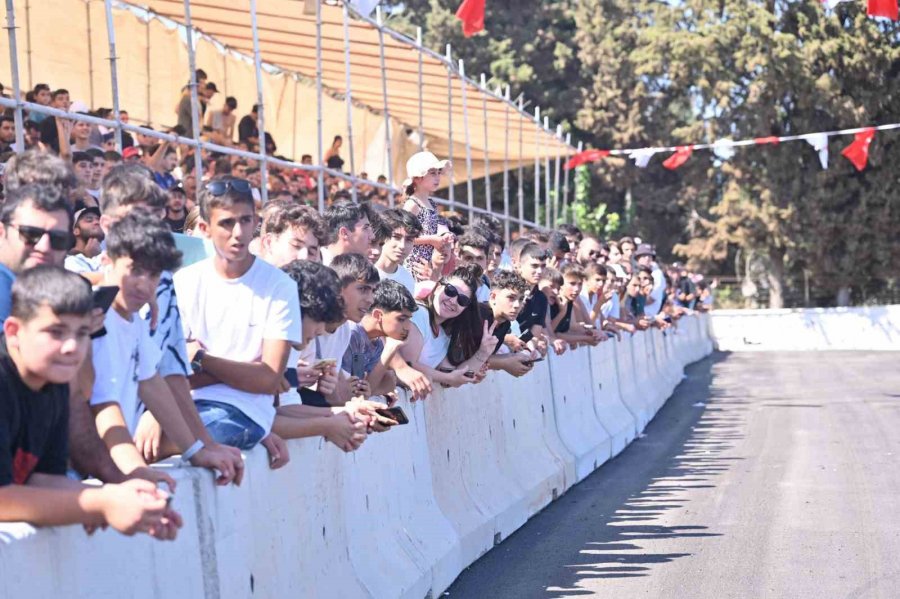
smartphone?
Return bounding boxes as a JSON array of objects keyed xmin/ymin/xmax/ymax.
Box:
[
  {"xmin": 522, "ymin": 357, "xmax": 545, "ymax": 367},
  {"xmin": 436, "ymin": 366, "xmax": 454, "ymax": 374},
  {"xmin": 375, "ymin": 406, "xmax": 409, "ymax": 425},
  {"xmin": 463, "ymin": 371, "xmax": 476, "ymax": 379},
  {"xmin": 350, "ymin": 353, "xmax": 366, "ymax": 379},
  {"xmin": 92, "ymin": 286, "xmax": 119, "ymax": 314},
  {"xmin": 312, "ymin": 358, "xmax": 337, "ymax": 371}
]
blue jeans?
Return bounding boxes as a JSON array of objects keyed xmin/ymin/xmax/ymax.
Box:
[{"xmin": 195, "ymin": 400, "xmax": 266, "ymax": 450}]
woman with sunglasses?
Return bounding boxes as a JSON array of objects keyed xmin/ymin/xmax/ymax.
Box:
[{"xmin": 402, "ymin": 264, "xmax": 497, "ymax": 389}]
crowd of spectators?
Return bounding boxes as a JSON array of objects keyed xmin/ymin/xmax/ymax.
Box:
[{"xmin": 0, "ymin": 75, "xmax": 713, "ymax": 541}]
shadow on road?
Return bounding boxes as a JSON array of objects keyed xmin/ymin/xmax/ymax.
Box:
[{"xmin": 448, "ymin": 352, "xmax": 741, "ymax": 599}]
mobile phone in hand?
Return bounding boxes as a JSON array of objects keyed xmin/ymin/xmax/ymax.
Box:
[
  {"xmin": 375, "ymin": 406, "xmax": 409, "ymax": 425},
  {"xmin": 92, "ymin": 286, "xmax": 119, "ymax": 314}
]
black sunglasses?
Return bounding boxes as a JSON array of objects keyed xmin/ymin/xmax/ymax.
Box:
[
  {"xmin": 6, "ymin": 223, "xmax": 75, "ymax": 251},
  {"xmin": 205, "ymin": 179, "xmax": 253, "ymax": 197},
  {"xmin": 442, "ymin": 282, "xmax": 471, "ymax": 307}
]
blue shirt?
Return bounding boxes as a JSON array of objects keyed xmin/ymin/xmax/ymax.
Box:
[{"xmin": 0, "ymin": 264, "xmax": 15, "ymax": 322}]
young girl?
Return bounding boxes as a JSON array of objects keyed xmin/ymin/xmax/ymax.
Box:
[{"xmin": 401, "ymin": 151, "xmax": 454, "ymax": 281}]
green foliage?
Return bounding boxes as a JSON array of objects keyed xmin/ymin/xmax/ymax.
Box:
[{"xmin": 387, "ymin": 0, "xmax": 900, "ymax": 307}]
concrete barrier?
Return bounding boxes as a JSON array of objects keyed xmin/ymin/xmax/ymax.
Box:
[
  {"xmin": 0, "ymin": 315, "xmax": 714, "ymax": 599},
  {"xmin": 711, "ymin": 305, "xmax": 900, "ymax": 351}
]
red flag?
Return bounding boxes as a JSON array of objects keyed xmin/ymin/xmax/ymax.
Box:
[
  {"xmin": 662, "ymin": 145, "xmax": 693, "ymax": 170},
  {"xmin": 564, "ymin": 149, "xmax": 610, "ymax": 170},
  {"xmin": 456, "ymin": 0, "xmax": 486, "ymax": 37},
  {"xmin": 753, "ymin": 136, "xmax": 781, "ymax": 145},
  {"xmin": 868, "ymin": 0, "xmax": 899, "ymax": 19},
  {"xmin": 841, "ymin": 128, "xmax": 876, "ymax": 171}
]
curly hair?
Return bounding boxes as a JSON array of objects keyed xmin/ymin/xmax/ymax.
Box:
[
  {"xmin": 100, "ymin": 163, "xmax": 168, "ymax": 214},
  {"xmin": 4, "ymin": 150, "xmax": 78, "ymax": 195},
  {"xmin": 490, "ymin": 270, "xmax": 531, "ymax": 296},
  {"xmin": 106, "ymin": 208, "xmax": 182, "ymax": 274},
  {"xmin": 371, "ymin": 278, "xmax": 417, "ymax": 314},
  {"xmin": 281, "ymin": 259, "xmax": 345, "ymax": 324},
  {"xmin": 264, "ymin": 203, "xmax": 328, "ymax": 247}
]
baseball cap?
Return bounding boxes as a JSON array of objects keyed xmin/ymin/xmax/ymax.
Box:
[
  {"xmin": 403, "ymin": 151, "xmax": 451, "ymax": 188},
  {"xmin": 634, "ymin": 243, "xmax": 656, "ymax": 259},
  {"xmin": 123, "ymin": 146, "xmax": 142, "ymax": 160},
  {"xmin": 74, "ymin": 206, "xmax": 101, "ymax": 224}
]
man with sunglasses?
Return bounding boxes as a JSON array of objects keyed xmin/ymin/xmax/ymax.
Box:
[
  {"xmin": 575, "ymin": 236, "xmax": 604, "ymax": 268},
  {"xmin": 0, "ymin": 184, "xmax": 74, "ymax": 321}
]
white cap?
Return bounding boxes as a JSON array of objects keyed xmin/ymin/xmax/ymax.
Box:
[{"xmin": 403, "ymin": 151, "xmax": 451, "ymax": 188}]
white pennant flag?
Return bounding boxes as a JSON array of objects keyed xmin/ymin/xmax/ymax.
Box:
[
  {"xmin": 630, "ymin": 148, "xmax": 659, "ymax": 168},
  {"xmin": 802, "ymin": 133, "xmax": 830, "ymax": 170},
  {"xmin": 821, "ymin": 0, "xmax": 854, "ymax": 9},
  {"xmin": 348, "ymin": 0, "xmax": 381, "ymax": 17}
]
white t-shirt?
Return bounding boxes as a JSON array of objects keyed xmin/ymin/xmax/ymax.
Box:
[
  {"xmin": 410, "ymin": 304, "xmax": 450, "ymax": 369},
  {"xmin": 174, "ymin": 257, "xmax": 301, "ymax": 434},
  {"xmin": 644, "ymin": 264, "xmax": 666, "ymax": 318},
  {"xmin": 64, "ymin": 253, "xmax": 102, "ymax": 274},
  {"xmin": 376, "ymin": 264, "xmax": 415, "ymax": 295},
  {"xmin": 317, "ymin": 321, "xmax": 353, "ymax": 373},
  {"xmin": 602, "ymin": 292, "xmax": 621, "ymax": 320},
  {"xmin": 90, "ymin": 308, "xmax": 163, "ymax": 435}
]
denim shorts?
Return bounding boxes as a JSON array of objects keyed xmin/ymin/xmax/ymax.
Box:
[{"xmin": 194, "ymin": 400, "xmax": 266, "ymax": 450}]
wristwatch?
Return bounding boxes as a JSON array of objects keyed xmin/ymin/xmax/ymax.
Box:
[{"xmin": 191, "ymin": 349, "xmax": 206, "ymax": 375}]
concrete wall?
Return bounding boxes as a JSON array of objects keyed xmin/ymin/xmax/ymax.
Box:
[
  {"xmin": 711, "ymin": 305, "xmax": 900, "ymax": 352},
  {"xmin": 0, "ymin": 314, "xmax": 715, "ymax": 599}
]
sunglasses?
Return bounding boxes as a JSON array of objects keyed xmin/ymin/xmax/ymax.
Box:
[
  {"xmin": 442, "ymin": 282, "xmax": 471, "ymax": 307},
  {"xmin": 205, "ymin": 179, "xmax": 253, "ymax": 197},
  {"xmin": 6, "ymin": 223, "xmax": 75, "ymax": 251}
]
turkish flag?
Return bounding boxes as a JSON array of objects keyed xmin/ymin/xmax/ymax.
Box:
[
  {"xmin": 564, "ymin": 149, "xmax": 610, "ymax": 170},
  {"xmin": 662, "ymin": 145, "xmax": 694, "ymax": 170},
  {"xmin": 753, "ymin": 136, "xmax": 781, "ymax": 145},
  {"xmin": 841, "ymin": 128, "xmax": 876, "ymax": 171},
  {"xmin": 456, "ymin": 0, "xmax": 486, "ymax": 37},
  {"xmin": 868, "ymin": 0, "xmax": 899, "ymax": 19}
]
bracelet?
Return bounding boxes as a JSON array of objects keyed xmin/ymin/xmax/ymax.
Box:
[{"xmin": 181, "ymin": 439, "xmax": 206, "ymax": 463}]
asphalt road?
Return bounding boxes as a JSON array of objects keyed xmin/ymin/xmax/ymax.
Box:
[{"xmin": 446, "ymin": 351, "xmax": 900, "ymax": 599}]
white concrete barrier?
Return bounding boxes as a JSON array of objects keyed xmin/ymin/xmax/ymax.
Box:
[
  {"xmin": 1, "ymin": 315, "xmax": 714, "ymax": 599},
  {"xmin": 711, "ymin": 305, "xmax": 900, "ymax": 351}
]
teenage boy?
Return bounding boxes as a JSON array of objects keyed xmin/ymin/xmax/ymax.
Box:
[
  {"xmin": 455, "ymin": 230, "xmax": 492, "ymax": 302},
  {"xmin": 271, "ymin": 260, "xmax": 369, "ymax": 452},
  {"xmin": 373, "ymin": 208, "xmax": 421, "ymax": 294},
  {"xmin": 580, "ymin": 261, "xmax": 606, "ymax": 326},
  {"xmin": 552, "ymin": 264, "xmax": 603, "ymax": 348},
  {"xmin": 320, "ymin": 201, "xmax": 375, "ymax": 265},
  {"xmin": 635, "ymin": 243, "xmax": 666, "ymax": 319},
  {"xmin": 341, "ymin": 278, "xmax": 418, "ymax": 396},
  {"xmin": 513, "ymin": 242, "xmax": 567, "ymax": 355},
  {"xmin": 299, "ymin": 253, "xmax": 378, "ymax": 408},
  {"xmin": 258, "ymin": 203, "xmax": 326, "ymax": 266},
  {"xmin": 479, "ymin": 270, "xmax": 535, "ymax": 378},
  {"xmin": 0, "ymin": 266, "xmax": 181, "ymax": 540},
  {"xmin": 175, "ymin": 176, "xmax": 299, "ymax": 469},
  {"xmin": 88, "ymin": 210, "xmax": 240, "ymax": 488},
  {"xmin": 0, "ymin": 184, "xmax": 74, "ymax": 322}
]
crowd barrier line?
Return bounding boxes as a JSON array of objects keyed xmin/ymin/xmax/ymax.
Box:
[{"xmin": 0, "ymin": 314, "xmax": 715, "ymax": 599}]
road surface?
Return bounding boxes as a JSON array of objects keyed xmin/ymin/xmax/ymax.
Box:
[{"xmin": 446, "ymin": 351, "xmax": 900, "ymax": 599}]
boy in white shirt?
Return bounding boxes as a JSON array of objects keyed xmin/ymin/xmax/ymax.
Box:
[
  {"xmin": 90, "ymin": 210, "xmax": 236, "ymax": 486},
  {"xmin": 175, "ymin": 177, "xmax": 300, "ymax": 469},
  {"xmin": 372, "ymin": 208, "xmax": 420, "ymax": 294}
]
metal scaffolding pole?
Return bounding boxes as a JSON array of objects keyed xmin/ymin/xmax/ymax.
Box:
[
  {"xmin": 315, "ymin": 1, "xmax": 325, "ymax": 211},
  {"xmin": 459, "ymin": 59, "xmax": 474, "ymax": 222},
  {"xmin": 481, "ymin": 73, "xmax": 492, "ymax": 215},
  {"xmin": 562, "ymin": 133, "xmax": 572, "ymax": 222},
  {"xmin": 534, "ymin": 107, "xmax": 541, "ymax": 228},
  {"xmin": 181, "ymin": 0, "xmax": 203, "ymax": 203},
  {"xmin": 376, "ymin": 8, "xmax": 395, "ymax": 207},
  {"xmin": 502, "ymin": 86, "xmax": 511, "ymax": 245},
  {"xmin": 544, "ymin": 117, "xmax": 552, "ymax": 229},
  {"xmin": 103, "ymin": 0, "xmax": 124, "ymax": 151},
  {"xmin": 86, "ymin": 2, "xmax": 95, "ymax": 109},
  {"xmin": 342, "ymin": 3, "xmax": 358, "ymax": 202},
  {"xmin": 446, "ymin": 44, "xmax": 455, "ymax": 210},
  {"xmin": 3, "ymin": 0, "xmax": 24, "ymax": 152},
  {"xmin": 145, "ymin": 17, "xmax": 151, "ymax": 125},
  {"xmin": 249, "ymin": 0, "xmax": 268, "ymax": 203},
  {"xmin": 24, "ymin": 0, "xmax": 31, "ymax": 88},
  {"xmin": 416, "ymin": 27, "xmax": 424, "ymax": 152},
  {"xmin": 291, "ymin": 76, "xmax": 298, "ymax": 161},
  {"xmin": 517, "ymin": 96, "xmax": 525, "ymax": 235},
  {"xmin": 553, "ymin": 125, "xmax": 562, "ymax": 227}
]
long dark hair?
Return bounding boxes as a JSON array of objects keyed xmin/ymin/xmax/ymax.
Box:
[{"xmin": 421, "ymin": 263, "xmax": 484, "ymax": 366}]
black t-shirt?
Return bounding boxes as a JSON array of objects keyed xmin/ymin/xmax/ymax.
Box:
[
  {"xmin": 0, "ymin": 336, "xmax": 69, "ymax": 486},
  {"xmin": 552, "ymin": 300, "xmax": 574, "ymax": 333},
  {"xmin": 479, "ymin": 303, "xmax": 512, "ymax": 354},
  {"xmin": 165, "ymin": 215, "xmax": 187, "ymax": 234},
  {"xmin": 516, "ymin": 285, "xmax": 548, "ymax": 342},
  {"xmin": 238, "ymin": 115, "xmax": 259, "ymax": 144}
]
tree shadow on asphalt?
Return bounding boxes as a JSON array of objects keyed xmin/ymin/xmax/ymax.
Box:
[{"xmin": 447, "ymin": 352, "xmax": 742, "ymax": 599}]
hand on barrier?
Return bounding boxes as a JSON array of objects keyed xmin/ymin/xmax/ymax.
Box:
[
  {"xmin": 504, "ymin": 334, "xmax": 527, "ymax": 353},
  {"xmin": 190, "ymin": 444, "xmax": 245, "ymax": 486},
  {"xmin": 395, "ymin": 366, "xmax": 432, "ymax": 401},
  {"xmin": 261, "ymin": 433, "xmax": 290, "ymax": 469},
  {"xmin": 325, "ymin": 411, "xmax": 368, "ymax": 452},
  {"xmin": 443, "ymin": 368, "xmax": 476, "ymax": 388},
  {"xmin": 133, "ymin": 411, "xmax": 163, "ymax": 463},
  {"xmin": 504, "ymin": 355, "xmax": 534, "ymax": 378},
  {"xmin": 348, "ymin": 375, "xmax": 371, "ymax": 399},
  {"xmin": 127, "ymin": 465, "xmax": 177, "ymax": 493},
  {"xmin": 97, "ymin": 479, "xmax": 183, "ymax": 540},
  {"xmin": 552, "ymin": 338, "xmax": 568, "ymax": 355}
]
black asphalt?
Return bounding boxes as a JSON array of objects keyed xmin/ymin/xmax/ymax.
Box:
[{"xmin": 446, "ymin": 351, "xmax": 900, "ymax": 599}]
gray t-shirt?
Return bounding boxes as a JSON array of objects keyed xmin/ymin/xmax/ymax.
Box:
[{"xmin": 341, "ymin": 322, "xmax": 383, "ymax": 376}]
